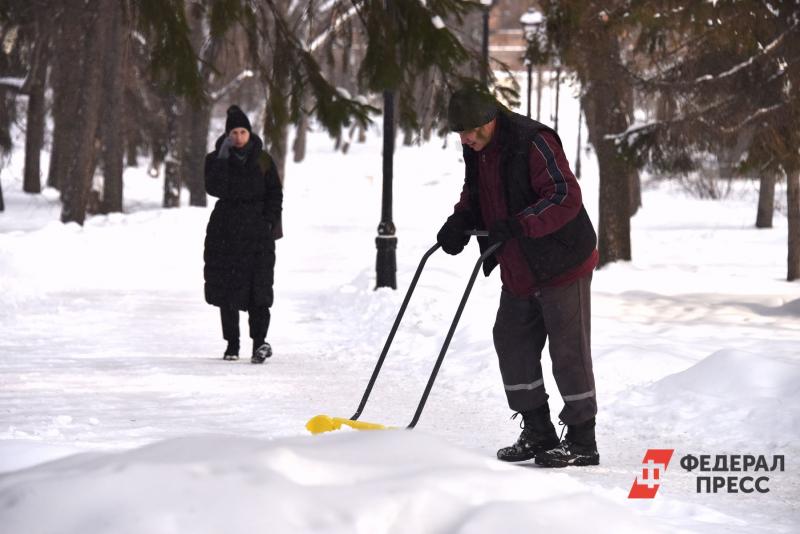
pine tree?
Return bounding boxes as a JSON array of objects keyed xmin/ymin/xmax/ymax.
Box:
[
  {"xmin": 8, "ymin": 0, "xmax": 52, "ymax": 195},
  {"xmin": 615, "ymin": 1, "xmax": 800, "ymax": 280},
  {"xmin": 539, "ymin": 0, "xmax": 638, "ymax": 266},
  {"xmin": 0, "ymin": 0, "xmax": 32, "ymax": 207},
  {"xmin": 97, "ymin": 0, "xmax": 130, "ymax": 214},
  {"xmin": 206, "ymin": 0, "xmax": 484, "ymax": 176},
  {"xmin": 58, "ymin": 0, "xmax": 110, "ymax": 225},
  {"xmin": 756, "ymin": 172, "xmax": 777, "ymax": 229}
]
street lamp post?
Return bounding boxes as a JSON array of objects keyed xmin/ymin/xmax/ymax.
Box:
[
  {"xmin": 376, "ymin": 0, "xmax": 397, "ymax": 289},
  {"xmin": 525, "ymin": 59, "xmax": 533, "ymax": 118},
  {"xmin": 519, "ymin": 8, "xmax": 545, "ymax": 120},
  {"xmin": 376, "ymin": 88, "xmax": 397, "ymax": 289}
]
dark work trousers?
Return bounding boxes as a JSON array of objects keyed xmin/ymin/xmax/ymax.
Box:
[
  {"xmin": 220, "ymin": 306, "xmax": 271, "ymax": 344},
  {"xmin": 492, "ymin": 274, "xmax": 596, "ymax": 425}
]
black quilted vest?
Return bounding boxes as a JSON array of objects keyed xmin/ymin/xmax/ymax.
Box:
[{"xmin": 463, "ymin": 110, "xmax": 597, "ymax": 282}]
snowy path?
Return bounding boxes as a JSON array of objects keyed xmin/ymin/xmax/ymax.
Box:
[
  {"xmin": 1, "ymin": 127, "xmax": 799, "ymax": 532},
  {"xmin": 2, "ymin": 224, "xmax": 798, "ymax": 533}
]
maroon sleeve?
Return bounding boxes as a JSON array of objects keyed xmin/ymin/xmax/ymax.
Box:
[{"xmin": 514, "ymin": 131, "xmax": 583, "ymax": 238}]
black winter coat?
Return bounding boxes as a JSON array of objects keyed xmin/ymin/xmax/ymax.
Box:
[{"xmin": 203, "ymin": 134, "xmax": 283, "ymax": 310}]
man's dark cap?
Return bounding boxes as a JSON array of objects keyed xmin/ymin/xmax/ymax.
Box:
[{"xmin": 447, "ymin": 88, "xmax": 498, "ymax": 132}]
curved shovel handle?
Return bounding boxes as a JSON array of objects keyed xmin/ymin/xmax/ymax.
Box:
[
  {"xmin": 348, "ymin": 229, "xmax": 495, "ymax": 424},
  {"xmin": 407, "ymin": 239, "xmax": 500, "ymax": 428}
]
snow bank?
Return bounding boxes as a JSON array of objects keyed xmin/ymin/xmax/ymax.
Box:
[
  {"xmin": 653, "ymin": 349, "xmax": 800, "ymax": 450},
  {"xmin": 0, "ymin": 431, "xmax": 659, "ymax": 534},
  {"xmin": 610, "ymin": 349, "xmax": 800, "ymax": 454}
]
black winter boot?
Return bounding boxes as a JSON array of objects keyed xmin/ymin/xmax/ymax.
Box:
[
  {"xmin": 251, "ymin": 340, "xmax": 272, "ymax": 364},
  {"xmin": 535, "ymin": 417, "xmax": 599, "ymax": 468},
  {"xmin": 497, "ymin": 404, "xmax": 560, "ymax": 462},
  {"xmin": 223, "ymin": 340, "xmax": 240, "ymax": 361}
]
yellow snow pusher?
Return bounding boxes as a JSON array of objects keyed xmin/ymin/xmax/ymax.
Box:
[{"xmin": 306, "ymin": 232, "xmax": 499, "ymax": 434}]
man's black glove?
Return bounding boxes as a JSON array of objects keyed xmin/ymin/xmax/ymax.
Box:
[
  {"xmin": 488, "ymin": 218, "xmax": 523, "ymax": 248},
  {"xmin": 437, "ymin": 211, "xmax": 472, "ymax": 255}
]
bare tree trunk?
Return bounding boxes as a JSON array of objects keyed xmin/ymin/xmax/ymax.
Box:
[
  {"xmin": 48, "ymin": 1, "xmax": 85, "ymax": 191},
  {"xmin": 624, "ymin": 84, "xmax": 641, "ymax": 217},
  {"xmin": 181, "ymin": 5, "xmax": 215, "ymax": 207},
  {"xmin": 185, "ymin": 104, "xmax": 211, "ymax": 206},
  {"xmin": 263, "ymin": 10, "xmax": 290, "ymax": 182},
  {"xmin": 0, "ymin": 42, "xmax": 15, "ymax": 212},
  {"xmin": 148, "ymin": 106, "xmax": 168, "ymax": 177},
  {"xmin": 0, "ymin": 68, "xmax": 8, "ymax": 209},
  {"xmin": 403, "ymin": 128, "xmax": 413, "ymax": 146},
  {"xmin": 756, "ymin": 172, "xmax": 776, "ymax": 229},
  {"xmin": 292, "ymin": 112, "xmax": 308, "ymax": 163},
  {"xmin": 99, "ymin": 1, "xmax": 128, "ymax": 213},
  {"xmin": 60, "ymin": 1, "xmax": 109, "ymax": 224},
  {"xmin": 579, "ymin": 24, "xmax": 632, "ymax": 266},
  {"xmin": 23, "ymin": 17, "xmax": 50, "ymax": 194},
  {"xmin": 629, "ymin": 169, "xmax": 641, "ymax": 217},
  {"xmin": 125, "ymin": 122, "xmax": 139, "ymax": 167},
  {"xmin": 162, "ymin": 98, "xmax": 181, "ymax": 208},
  {"xmin": 175, "ymin": 101, "xmax": 194, "ymax": 202},
  {"xmin": 265, "ymin": 100, "xmax": 289, "ymax": 183},
  {"xmin": 787, "ymin": 165, "xmax": 800, "ymax": 281},
  {"xmin": 0, "ymin": 92, "xmax": 12, "ymax": 156},
  {"xmin": 124, "ymin": 65, "xmax": 143, "ymax": 167},
  {"xmin": 586, "ymin": 99, "xmax": 632, "ymax": 266}
]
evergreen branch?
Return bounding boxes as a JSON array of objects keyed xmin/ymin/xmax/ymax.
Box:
[
  {"xmin": 609, "ymin": 94, "xmax": 739, "ymax": 143},
  {"xmin": 719, "ymin": 102, "xmax": 786, "ymax": 135},
  {"xmin": 208, "ymin": 69, "xmax": 255, "ymax": 101},
  {"xmin": 632, "ymin": 18, "xmax": 800, "ymax": 90},
  {"xmin": 134, "ymin": 0, "xmax": 204, "ymax": 102},
  {"xmin": 691, "ymin": 19, "xmax": 799, "ymax": 85},
  {"xmin": 308, "ymin": 3, "xmax": 359, "ymax": 51}
]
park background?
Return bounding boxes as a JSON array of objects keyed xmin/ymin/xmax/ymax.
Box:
[{"xmin": 1, "ymin": 1, "xmax": 798, "ymax": 532}]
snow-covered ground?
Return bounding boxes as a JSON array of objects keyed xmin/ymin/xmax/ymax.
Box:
[{"xmin": 1, "ymin": 83, "xmax": 798, "ymax": 533}]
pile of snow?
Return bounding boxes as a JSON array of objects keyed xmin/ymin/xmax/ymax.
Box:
[
  {"xmin": 647, "ymin": 349, "xmax": 800, "ymax": 451},
  {"xmin": 1, "ymin": 432, "xmax": 661, "ymax": 534}
]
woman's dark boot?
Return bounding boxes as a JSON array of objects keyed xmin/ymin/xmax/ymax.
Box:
[
  {"xmin": 497, "ymin": 403, "xmax": 560, "ymax": 462},
  {"xmin": 251, "ymin": 340, "xmax": 272, "ymax": 364},
  {"xmin": 223, "ymin": 340, "xmax": 240, "ymax": 361}
]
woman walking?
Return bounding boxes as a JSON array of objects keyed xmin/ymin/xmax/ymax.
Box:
[{"xmin": 203, "ymin": 105, "xmax": 283, "ymax": 363}]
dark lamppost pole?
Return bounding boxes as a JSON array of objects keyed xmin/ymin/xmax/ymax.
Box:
[
  {"xmin": 376, "ymin": 0, "xmax": 397, "ymax": 289},
  {"xmin": 480, "ymin": 0, "xmax": 495, "ymax": 87},
  {"xmin": 525, "ymin": 58, "xmax": 533, "ymax": 118},
  {"xmin": 519, "ymin": 8, "xmax": 544, "ymax": 120},
  {"xmin": 376, "ymin": 89, "xmax": 397, "ymax": 289}
]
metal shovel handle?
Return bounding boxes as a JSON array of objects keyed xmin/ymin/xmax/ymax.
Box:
[
  {"xmin": 349, "ymin": 240, "xmax": 441, "ymax": 420},
  {"xmin": 407, "ymin": 237, "xmax": 499, "ymax": 428},
  {"xmin": 350, "ymin": 230, "xmax": 495, "ymax": 423}
]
